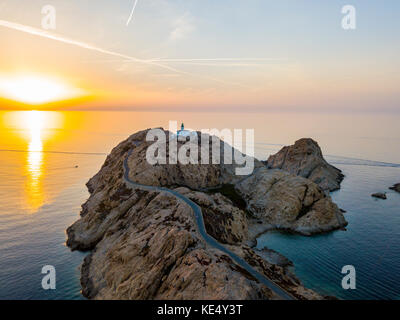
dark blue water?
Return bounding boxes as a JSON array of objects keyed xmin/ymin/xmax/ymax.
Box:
[{"xmin": 257, "ymin": 162, "xmax": 400, "ymax": 300}]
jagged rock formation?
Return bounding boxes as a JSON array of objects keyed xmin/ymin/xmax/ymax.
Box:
[
  {"xmin": 265, "ymin": 138, "xmax": 344, "ymax": 192},
  {"xmin": 389, "ymin": 183, "xmax": 400, "ymax": 193},
  {"xmin": 67, "ymin": 129, "xmax": 347, "ymax": 300}
]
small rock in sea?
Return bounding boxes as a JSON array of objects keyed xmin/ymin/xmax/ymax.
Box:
[
  {"xmin": 371, "ymin": 193, "xmax": 387, "ymax": 200},
  {"xmin": 389, "ymin": 183, "xmax": 400, "ymax": 193},
  {"xmin": 340, "ymin": 209, "xmax": 347, "ymax": 213}
]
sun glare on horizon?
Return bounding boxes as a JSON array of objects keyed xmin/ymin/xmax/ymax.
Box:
[{"xmin": 0, "ymin": 75, "xmax": 83, "ymax": 105}]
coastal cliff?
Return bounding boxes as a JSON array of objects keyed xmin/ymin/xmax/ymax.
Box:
[{"xmin": 67, "ymin": 129, "xmax": 347, "ymax": 300}]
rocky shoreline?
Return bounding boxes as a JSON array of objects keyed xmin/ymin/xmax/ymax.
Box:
[{"xmin": 67, "ymin": 129, "xmax": 347, "ymax": 300}]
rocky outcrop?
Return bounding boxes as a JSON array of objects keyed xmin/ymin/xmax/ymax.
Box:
[
  {"xmin": 123, "ymin": 130, "xmax": 263, "ymax": 189},
  {"xmin": 67, "ymin": 129, "xmax": 346, "ymax": 300},
  {"xmin": 389, "ymin": 183, "xmax": 400, "ymax": 193},
  {"xmin": 266, "ymin": 138, "xmax": 344, "ymax": 192},
  {"xmin": 67, "ymin": 186, "xmax": 320, "ymax": 300},
  {"xmin": 236, "ymin": 167, "xmax": 347, "ymax": 235},
  {"xmin": 70, "ymin": 188, "xmax": 276, "ymax": 300}
]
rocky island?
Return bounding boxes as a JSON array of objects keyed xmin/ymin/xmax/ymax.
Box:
[{"xmin": 67, "ymin": 129, "xmax": 347, "ymax": 300}]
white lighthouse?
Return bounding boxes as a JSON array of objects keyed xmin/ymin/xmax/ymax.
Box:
[{"xmin": 177, "ymin": 122, "xmax": 190, "ymax": 137}]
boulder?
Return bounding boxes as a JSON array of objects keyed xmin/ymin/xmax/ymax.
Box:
[
  {"xmin": 235, "ymin": 167, "xmax": 347, "ymax": 235},
  {"xmin": 266, "ymin": 138, "xmax": 344, "ymax": 192}
]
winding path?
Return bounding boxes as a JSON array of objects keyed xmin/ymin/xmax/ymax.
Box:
[{"xmin": 123, "ymin": 149, "xmax": 295, "ymax": 300}]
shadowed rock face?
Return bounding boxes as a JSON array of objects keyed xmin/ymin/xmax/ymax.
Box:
[
  {"xmin": 66, "ymin": 129, "xmax": 346, "ymax": 300},
  {"xmin": 266, "ymin": 138, "xmax": 344, "ymax": 192}
]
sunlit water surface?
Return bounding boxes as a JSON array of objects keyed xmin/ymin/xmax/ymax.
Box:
[{"xmin": 0, "ymin": 111, "xmax": 399, "ymax": 299}]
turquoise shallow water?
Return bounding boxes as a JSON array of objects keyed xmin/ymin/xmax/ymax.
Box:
[{"xmin": 257, "ymin": 162, "xmax": 400, "ymax": 300}]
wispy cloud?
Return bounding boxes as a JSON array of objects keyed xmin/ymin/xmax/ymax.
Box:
[{"xmin": 169, "ymin": 12, "xmax": 195, "ymax": 41}]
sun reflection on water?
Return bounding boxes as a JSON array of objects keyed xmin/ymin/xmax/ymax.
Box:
[
  {"xmin": 26, "ymin": 111, "xmax": 45, "ymax": 211},
  {"xmin": 2, "ymin": 110, "xmax": 69, "ymax": 212}
]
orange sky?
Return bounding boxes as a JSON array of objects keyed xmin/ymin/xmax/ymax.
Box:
[{"xmin": 0, "ymin": 0, "xmax": 399, "ymax": 112}]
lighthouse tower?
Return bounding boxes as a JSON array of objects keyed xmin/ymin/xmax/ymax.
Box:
[{"xmin": 177, "ymin": 122, "xmax": 190, "ymax": 137}]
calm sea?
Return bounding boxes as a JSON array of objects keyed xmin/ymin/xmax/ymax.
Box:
[{"xmin": 0, "ymin": 110, "xmax": 399, "ymax": 300}]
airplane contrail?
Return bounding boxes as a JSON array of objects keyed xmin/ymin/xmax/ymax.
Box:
[
  {"xmin": 0, "ymin": 19, "xmax": 196, "ymax": 76},
  {"xmin": 81, "ymin": 58, "xmax": 286, "ymax": 65},
  {"xmin": 147, "ymin": 58, "xmax": 287, "ymax": 62},
  {"xmin": 0, "ymin": 19, "xmax": 256, "ymax": 88},
  {"xmin": 126, "ymin": 0, "xmax": 139, "ymax": 26}
]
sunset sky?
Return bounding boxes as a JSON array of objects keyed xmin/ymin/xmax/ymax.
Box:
[{"xmin": 0, "ymin": 0, "xmax": 399, "ymax": 112}]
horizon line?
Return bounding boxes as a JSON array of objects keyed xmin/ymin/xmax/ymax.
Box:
[{"xmin": 1, "ymin": 106, "xmax": 399, "ymax": 114}]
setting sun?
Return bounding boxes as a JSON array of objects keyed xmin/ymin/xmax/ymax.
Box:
[{"xmin": 0, "ymin": 75, "xmax": 83, "ymax": 105}]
